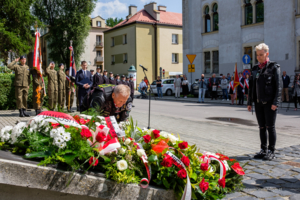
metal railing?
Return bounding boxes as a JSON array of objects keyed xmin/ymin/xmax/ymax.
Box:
[
  {"xmin": 96, "ymin": 56, "xmax": 104, "ymax": 62},
  {"xmin": 96, "ymin": 41, "xmax": 103, "ymax": 47}
]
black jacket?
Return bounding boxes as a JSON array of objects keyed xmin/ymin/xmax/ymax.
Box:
[
  {"xmin": 282, "ymin": 75, "xmax": 290, "ymax": 88},
  {"xmin": 81, "ymin": 86, "xmax": 132, "ymax": 122},
  {"xmin": 92, "ymin": 73, "xmax": 104, "ymax": 88},
  {"xmin": 103, "ymin": 75, "xmax": 109, "ymax": 84},
  {"xmin": 129, "ymin": 80, "xmax": 134, "ymax": 95},
  {"xmin": 248, "ymin": 61, "xmax": 281, "ymax": 106},
  {"xmin": 109, "ymin": 77, "xmax": 116, "ymax": 85},
  {"xmin": 238, "ymin": 77, "xmax": 245, "ymax": 92}
]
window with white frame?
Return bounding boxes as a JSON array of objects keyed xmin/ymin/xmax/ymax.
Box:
[
  {"xmin": 111, "ymin": 38, "xmax": 115, "ymax": 47},
  {"xmin": 111, "ymin": 55, "xmax": 115, "ymax": 64},
  {"xmin": 96, "ymin": 35, "xmax": 102, "ymax": 46},
  {"xmin": 123, "ymin": 34, "xmax": 127, "ymax": 44},
  {"xmin": 172, "ymin": 53, "xmax": 178, "ymax": 63},
  {"xmin": 204, "ymin": 52, "xmax": 211, "ymax": 74},
  {"xmin": 97, "ymin": 21, "xmax": 101, "ymax": 27},
  {"xmin": 124, "ymin": 53, "xmax": 128, "ymax": 63},
  {"xmin": 172, "ymin": 34, "xmax": 178, "ymax": 44}
]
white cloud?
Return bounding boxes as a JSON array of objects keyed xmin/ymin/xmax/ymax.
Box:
[{"xmin": 92, "ymin": 0, "xmax": 127, "ymax": 19}]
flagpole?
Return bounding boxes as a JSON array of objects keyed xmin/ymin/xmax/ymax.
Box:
[
  {"xmin": 235, "ymin": 63, "xmax": 238, "ymax": 105},
  {"xmin": 68, "ymin": 40, "xmax": 72, "ymax": 112}
]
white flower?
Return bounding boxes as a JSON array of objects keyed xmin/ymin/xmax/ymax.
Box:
[
  {"xmin": 222, "ymin": 160, "xmax": 231, "ymax": 171},
  {"xmin": 95, "ymin": 122, "xmax": 100, "ymax": 127},
  {"xmin": 31, "ymin": 124, "xmax": 38, "ymax": 131},
  {"xmin": 63, "ymin": 133, "xmax": 71, "ymax": 142},
  {"xmin": 54, "ymin": 137, "xmax": 64, "ymax": 144},
  {"xmin": 137, "ymin": 149, "xmax": 146, "ymax": 157},
  {"xmin": 116, "ymin": 160, "xmax": 128, "ymax": 171},
  {"xmin": 50, "ymin": 129, "xmax": 59, "ymax": 138},
  {"xmin": 45, "ymin": 127, "xmax": 49, "ymax": 132},
  {"xmin": 160, "ymin": 131, "xmax": 169, "ymax": 138},
  {"xmin": 0, "ymin": 126, "xmax": 12, "ymax": 142},
  {"xmin": 124, "ymin": 138, "xmax": 131, "ymax": 145},
  {"xmin": 29, "ymin": 128, "xmax": 34, "ymax": 133},
  {"xmin": 80, "ymin": 114, "xmax": 92, "ymax": 120},
  {"xmin": 167, "ymin": 134, "xmax": 178, "ymax": 144},
  {"xmin": 97, "ymin": 116, "xmax": 105, "ymax": 120},
  {"xmin": 58, "ymin": 142, "xmax": 66, "ymax": 149},
  {"xmin": 119, "ymin": 148, "xmax": 126, "ymax": 155}
]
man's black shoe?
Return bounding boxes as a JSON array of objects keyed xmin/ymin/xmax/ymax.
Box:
[
  {"xmin": 22, "ymin": 108, "xmax": 30, "ymax": 117},
  {"xmin": 253, "ymin": 149, "xmax": 267, "ymax": 159},
  {"xmin": 19, "ymin": 109, "xmax": 24, "ymax": 117},
  {"xmin": 263, "ymin": 150, "xmax": 275, "ymax": 161},
  {"xmin": 132, "ymin": 105, "xmax": 135, "ymax": 107}
]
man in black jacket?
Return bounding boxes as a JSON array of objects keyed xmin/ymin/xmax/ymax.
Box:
[
  {"xmin": 103, "ymin": 70, "xmax": 109, "ymax": 84},
  {"xmin": 129, "ymin": 76, "xmax": 135, "ymax": 107},
  {"xmin": 281, "ymin": 71, "xmax": 290, "ymax": 102},
  {"xmin": 109, "ymin": 72, "xmax": 116, "ymax": 85},
  {"xmin": 247, "ymin": 43, "xmax": 281, "ymax": 161},
  {"xmin": 209, "ymin": 74, "xmax": 218, "ymax": 100},
  {"xmin": 238, "ymin": 73, "xmax": 245, "ymax": 105},
  {"xmin": 92, "ymin": 66, "xmax": 104, "ymax": 88}
]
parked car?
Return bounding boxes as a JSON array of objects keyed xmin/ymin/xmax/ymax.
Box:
[
  {"xmin": 190, "ymin": 77, "xmax": 224, "ymax": 98},
  {"xmin": 150, "ymin": 78, "xmax": 182, "ymax": 96}
]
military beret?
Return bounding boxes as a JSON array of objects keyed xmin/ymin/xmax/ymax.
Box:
[
  {"xmin": 65, "ymin": 67, "xmax": 69, "ymax": 71},
  {"xmin": 58, "ymin": 63, "xmax": 64, "ymax": 67},
  {"xmin": 126, "ymin": 76, "xmax": 130, "ymax": 79},
  {"xmin": 109, "ymin": 72, "xmax": 113, "ymax": 74},
  {"xmin": 20, "ymin": 56, "xmax": 26, "ymax": 59},
  {"xmin": 121, "ymin": 75, "xmax": 125, "ymax": 78},
  {"xmin": 90, "ymin": 69, "xmax": 94, "ymax": 72},
  {"xmin": 103, "ymin": 70, "xmax": 107, "ymax": 72},
  {"xmin": 96, "ymin": 66, "xmax": 101, "ymax": 69}
]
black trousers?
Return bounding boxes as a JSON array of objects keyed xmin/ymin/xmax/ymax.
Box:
[
  {"xmin": 131, "ymin": 94, "xmax": 134, "ymax": 102},
  {"xmin": 254, "ymin": 102, "xmax": 277, "ymax": 151},
  {"xmin": 294, "ymin": 96, "xmax": 300, "ymax": 108},
  {"xmin": 238, "ymin": 89, "xmax": 244, "ymax": 105}
]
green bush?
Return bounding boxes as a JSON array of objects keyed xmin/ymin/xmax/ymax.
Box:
[{"xmin": 0, "ymin": 73, "xmax": 49, "ymax": 110}]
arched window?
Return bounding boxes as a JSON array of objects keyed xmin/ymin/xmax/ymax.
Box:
[
  {"xmin": 256, "ymin": 0, "xmax": 264, "ymax": 23},
  {"xmin": 204, "ymin": 6, "xmax": 211, "ymax": 32},
  {"xmin": 212, "ymin": 3, "xmax": 218, "ymax": 31},
  {"xmin": 244, "ymin": 0, "xmax": 253, "ymax": 25}
]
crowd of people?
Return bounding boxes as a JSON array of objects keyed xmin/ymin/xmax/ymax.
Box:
[{"xmin": 8, "ymin": 58, "xmax": 135, "ymax": 117}]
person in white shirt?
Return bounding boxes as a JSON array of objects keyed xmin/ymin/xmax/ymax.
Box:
[
  {"xmin": 174, "ymin": 75, "xmax": 182, "ymax": 98},
  {"xmin": 139, "ymin": 79, "xmax": 147, "ymax": 96}
]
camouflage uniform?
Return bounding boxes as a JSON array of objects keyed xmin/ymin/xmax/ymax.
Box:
[
  {"xmin": 57, "ymin": 69, "xmax": 66, "ymax": 109},
  {"xmin": 66, "ymin": 76, "xmax": 75, "ymax": 111},
  {"xmin": 44, "ymin": 65, "xmax": 58, "ymax": 110}
]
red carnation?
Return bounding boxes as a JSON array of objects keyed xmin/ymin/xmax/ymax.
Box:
[
  {"xmin": 199, "ymin": 178, "xmax": 209, "ymax": 193},
  {"xmin": 216, "ymin": 153, "xmax": 229, "ymax": 161},
  {"xmin": 89, "ymin": 157, "xmax": 98, "ymax": 166},
  {"xmin": 80, "ymin": 128, "xmax": 92, "ymax": 139},
  {"xmin": 96, "ymin": 132, "xmax": 107, "ymax": 143},
  {"xmin": 200, "ymin": 162, "xmax": 209, "ymax": 171},
  {"xmin": 178, "ymin": 141, "xmax": 188, "ymax": 149},
  {"xmin": 143, "ymin": 135, "xmax": 151, "ymax": 143},
  {"xmin": 152, "ymin": 130, "xmax": 160, "ymax": 138},
  {"xmin": 177, "ymin": 169, "xmax": 187, "ymax": 179},
  {"xmin": 218, "ymin": 177, "xmax": 226, "ymax": 188},
  {"xmin": 231, "ymin": 162, "xmax": 245, "ymax": 175},
  {"xmin": 181, "ymin": 156, "xmax": 190, "ymax": 167},
  {"xmin": 230, "ymin": 159, "xmax": 236, "ymax": 162},
  {"xmin": 79, "ymin": 118, "xmax": 87, "ymax": 125},
  {"xmin": 64, "ymin": 125, "xmax": 70, "ymax": 129},
  {"xmin": 99, "ymin": 125, "xmax": 105, "ymax": 129},
  {"xmin": 86, "ymin": 119, "xmax": 90, "ymax": 124},
  {"xmin": 73, "ymin": 115, "xmax": 80, "ymax": 122},
  {"xmin": 161, "ymin": 156, "xmax": 173, "ymax": 167},
  {"xmin": 51, "ymin": 123, "xmax": 60, "ymax": 128}
]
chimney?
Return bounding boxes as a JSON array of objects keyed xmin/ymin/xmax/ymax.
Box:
[
  {"xmin": 158, "ymin": 5, "xmax": 166, "ymax": 11},
  {"xmin": 127, "ymin": 5, "xmax": 137, "ymax": 19},
  {"xmin": 144, "ymin": 2, "xmax": 160, "ymax": 21}
]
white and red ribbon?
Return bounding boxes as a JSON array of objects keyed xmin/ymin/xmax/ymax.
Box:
[
  {"xmin": 99, "ymin": 138, "xmax": 121, "ymax": 155},
  {"xmin": 135, "ymin": 142, "xmax": 152, "ymax": 188},
  {"xmin": 165, "ymin": 151, "xmax": 191, "ymax": 200},
  {"xmin": 244, "ymin": 79, "xmax": 249, "ymax": 89},
  {"xmin": 200, "ymin": 153, "xmax": 227, "ymax": 181}
]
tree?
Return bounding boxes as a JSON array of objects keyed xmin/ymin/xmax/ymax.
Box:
[
  {"xmin": 0, "ymin": 0, "xmax": 41, "ymax": 62},
  {"xmin": 106, "ymin": 18, "xmax": 124, "ymax": 27},
  {"xmin": 32, "ymin": 0, "xmax": 96, "ymax": 68}
]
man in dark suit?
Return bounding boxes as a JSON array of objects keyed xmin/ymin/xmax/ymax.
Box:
[
  {"xmin": 93, "ymin": 66, "xmax": 104, "ymax": 88},
  {"xmin": 237, "ymin": 72, "xmax": 245, "ymax": 105},
  {"xmin": 103, "ymin": 70, "xmax": 109, "ymax": 84},
  {"xmin": 210, "ymin": 74, "xmax": 219, "ymax": 100},
  {"xmin": 281, "ymin": 71, "xmax": 290, "ymax": 102},
  {"xmin": 75, "ymin": 61, "xmax": 93, "ymax": 112},
  {"xmin": 109, "ymin": 72, "xmax": 116, "ymax": 85},
  {"xmin": 120, "ymin": 75, "xmax": 127, "ymax": 85},
  {"xmin": 129, "ymin": 75, "xmax": 135, "ymax": 107},
  {"xmin": 115, "ymin": 74, "xmax": 121, "ymax": 85}
]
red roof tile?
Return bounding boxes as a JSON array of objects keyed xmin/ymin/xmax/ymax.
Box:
[{"xmin": 109, "ymin": 9, "xmax": 182, "ymax": 31}]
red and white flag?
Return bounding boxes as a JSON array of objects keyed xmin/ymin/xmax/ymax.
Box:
[
  {"xmin": 33, "ymin": 31, "xmax": 42, "ymax": 76},
  {"xmin": 69, "ymin": 46, "xmax": 77, "ymax": 77}
]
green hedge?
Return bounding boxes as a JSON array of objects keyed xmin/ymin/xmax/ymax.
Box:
[{"xmin": 0, "ymin": 73, "xmax": 49, "ymax": 110}]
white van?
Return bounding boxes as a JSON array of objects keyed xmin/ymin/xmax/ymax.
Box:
[{"xmin": 150, "ymin": 78, "xmax": 182, "ymax": 96}]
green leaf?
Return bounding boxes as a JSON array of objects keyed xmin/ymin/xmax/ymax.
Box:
[
  {"xmin": 148, "ymin": 155, "xmax": 158, "ymax": 162},
  {"xmin": 24, "ymin": 151, "xmax": 51, "ymax": 159},
  {"xmin": 191, "ymin": 173, "xmax": 197, "ymax": 181},
  {"xmin": 99, "ymin": 155, "xmax": 111, "ymax": 163},
  {"xmin": 63, "ymin": 154, "xmax": 78, "ymax": 165},
  {"xmin": 162, "ymin": 178, "xmax": 170, "ymax": 189}
]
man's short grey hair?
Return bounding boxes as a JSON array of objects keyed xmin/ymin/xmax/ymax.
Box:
[
  {"xmin": 256, "ymin": 43, "xmax": 269, "ymax": 53},
  {"xmin": 114, "ymin": 85, "xmax": 130, "ymax": 97}
]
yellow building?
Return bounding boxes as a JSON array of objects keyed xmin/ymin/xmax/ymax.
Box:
[{"xmin": 104, "ymin": 2, "xmax": 182, "ymax": 85}]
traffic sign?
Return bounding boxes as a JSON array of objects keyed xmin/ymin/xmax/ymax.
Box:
[
  {"xmin": 188, "ymin": 64, "xmax": 195, "ymax": 73},
  {"xmin": 242, "ymin": 69, "xmax": 251, "ymax": 78},
  {"xmin": 242, "ymin": 54, "xmax": 251, "ymax": 64},
  {"xmin": 186, "ymin": 54, "xmax": 196, "ymax": 64},
  {"xmin": 163, "ymin": 69, "xmax": 165, "ymax": 74}
]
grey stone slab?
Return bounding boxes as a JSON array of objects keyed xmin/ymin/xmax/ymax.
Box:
[
  {"xmin": 247, "ymin": 173, "xmax": 270, "ymax": 180},
  {"xmin": 275, "ymin": 164, "xmax": 294, "ymax": 170},
  {"xmin": 253, "ymin": 168, "xmax": 269, "ymax": 174},
  {"xmin": 281, "ymin": 182, "xmax": 300, "ymax": 188},
  {"xmin": 291, "ymin": 168, "xmax": 300, "ymax": 173},
  {"xmin": 290, "ymin": 194, "xmax": 300, "ymax": 200},
  {"xmin": 274, "ymin": 155, "xmax": 285, "ymax": 158},
  {"xmin": 248, "ymin": 162, "xmax": 260, "ymax": 166},
  {"xmin": 266, "ymin": 161, "xmax": 281, "ymax": 166},
  {"xmin": 265, "ymin": 179, "xmax": 288, "ymax": 184},
  {"xmin": 280, "ymin": 176, "xmax": 299, "ymax": 183},
  {"xmin": 250, "ymin": 191, "xmax": 278, "ymax": 198},
  {"xmin": 267, "ymin": 171, "xmax": 286, "ymax": 178},
  {"xmin": 257, "ymin": 165, "xmax": 275, "ymax": 170},
  {"xmin": 294, "ymin": 174, "xmax": 300, "ymax": 180},
  {"xmin": 258, "ymin": 182, "xmax": 280, "ymax": 189},
  {"xmin": 265, "ymin": 198, "xmax": 285, "ymax": 200},
  {"xmin": 271, "ymin": 189, "xmax": 299, "ymax": 196},
  {"xmin": 244, "ymin": 166, "xmax": 255, "ymax": 170},
  {"xmin": 242, "ymin": 179, "xmax": 256, "ymax": 185},
  {"xmin": 224, "ymin": 192, "xmax": 244, "ymax": 199},
  {"xmin": 294, "ymin": 159, "xmax": 300, "ymax": 163},
  {"xmin": 232, "ymin": 196, "xmax": 259, "ymax": 200}
]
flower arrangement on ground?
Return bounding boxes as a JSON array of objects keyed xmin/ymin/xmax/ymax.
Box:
[{"xmin": 0, "ymin": 110, "xmax": 245, "ymax": 200}]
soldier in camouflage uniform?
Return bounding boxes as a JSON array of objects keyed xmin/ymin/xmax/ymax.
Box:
[
  {"xmin": 65, "ymin": 68, "xmax": 75, "ymax": 112},
  {"xmin": 44, "ymin": 62, "xmax": 58, "ymax": 110},
  {"xmin": 31, "ymin": 68, "xmax": 44, "ymax": 115},
  {"xmin": 7, "ymin": 56, "xmax": 31, "ymax": 117},
  {"xmin": 57, "ymin": 63, "xmax": 66, "ymax": 110}
]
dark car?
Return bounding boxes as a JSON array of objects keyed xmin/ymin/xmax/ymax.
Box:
[{"xmin": 190, "ymin": 77, "xmax": 223, "ymax": 98}]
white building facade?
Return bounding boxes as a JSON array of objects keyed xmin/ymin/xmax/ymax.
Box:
[{"xmin": 183, "ymin": 0, "xmax": 300, "ymax": 81}]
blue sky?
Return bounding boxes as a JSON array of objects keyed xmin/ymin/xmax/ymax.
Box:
[{"xmin": 92, "ymin": 0, "xmax": 182, "ymax": 20}]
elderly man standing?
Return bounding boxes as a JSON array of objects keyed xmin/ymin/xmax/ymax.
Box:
[
  {"xmin": 8, "ymin": 56, "xmax": 31, "ymax": 117},
  {"xmin": 44, "ymin": 62, "xmax": 58, "ymax": 111},
  {"xmin": 281, "ymin": 71, "xmax": 290, "ymax": 102},
  {"xmin": 57, "ymin": 63, "xmax": 66, "ymax": 110},
  {"xmin": 81, "ymin": 85, "xmax": 132, "ymax": 122},
  {"xmin": 75, "ymin": 61, "xmax": 93, "ymax": 112},
  {"xmin": 174, "ymin": 75, "xmax": 181, "ymax": 98}
]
